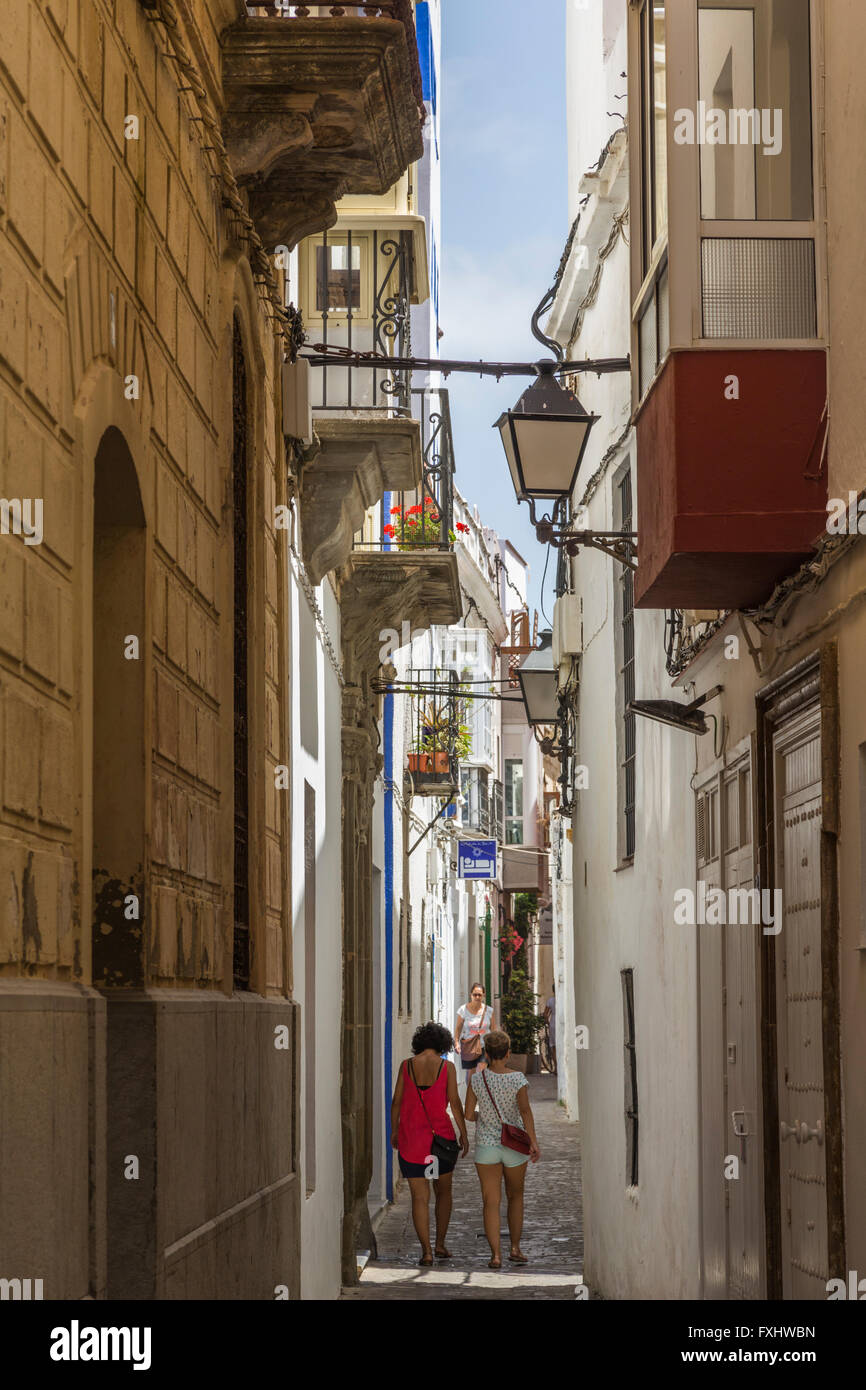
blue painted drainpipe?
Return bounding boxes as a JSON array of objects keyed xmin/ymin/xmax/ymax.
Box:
[{"xmin": 383, "ymin": 494, "xmax": 395, "ymax": 1201}]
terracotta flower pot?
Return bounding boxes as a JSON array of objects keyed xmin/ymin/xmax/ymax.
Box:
[
  {"xmin": 433, "ymin": 751, "xmax": 450, "ymax": 773},
  {"xmin": 407, "ymin": 753, "xmax": 431, "ymax": 774}
]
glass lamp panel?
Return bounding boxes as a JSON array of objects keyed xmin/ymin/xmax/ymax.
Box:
[
  {"xmin": 497, "ymin": 416, "xmax": 524, "ymax": 500},
  {"xmin": 520, "ymin": 670, "xmax": 559, "ymax": 725},
  {"xmin": 511, "ymin": 417, "xmax": 589, "ymax": 498}
]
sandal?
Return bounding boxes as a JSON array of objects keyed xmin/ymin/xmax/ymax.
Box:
[
  {"xmin": 488, "ymin": 1256, "xmax": 502, "ymax": 1269},
  {"xmin": 508, "ymin": 1250, "xmax": 529, "ymax": 1264},
  {"xmin": 434, "ymin": 1246, "xmax": 452, "ymax": 1259},
  {"xmin": 418, "ymin": 1253, "xmax": 434, "ymax": 1267}
]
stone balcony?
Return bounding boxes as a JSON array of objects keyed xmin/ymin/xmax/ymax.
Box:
[
  {"xmin": 338, "ymin": 549, "xmax": 462, "ymax": 676},
  {"xmin": 222, "ymin": 10, "xmax": 425, "ymax": 249},
  {"xmin": 299, "ymin": 412, "xmax": 423, "ymax": 586}
]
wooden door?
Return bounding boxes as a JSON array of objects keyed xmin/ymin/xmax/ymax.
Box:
[
  {"xmin": 722, "ymin": 762, "xmax": 764, "ymax": 1298},
  {"xmin": 773, "ymin": 708, "xmax": 828, "ymax": 1298}
]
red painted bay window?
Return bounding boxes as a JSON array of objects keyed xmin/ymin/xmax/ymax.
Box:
[{"xmin": 628, "ymin": 0, "xmax": 828, "ymax": 609}]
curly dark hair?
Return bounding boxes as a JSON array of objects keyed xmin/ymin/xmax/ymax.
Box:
[{"xmin": 411, "ymin": 1021, "xmax": 455, "ymax": 1055}]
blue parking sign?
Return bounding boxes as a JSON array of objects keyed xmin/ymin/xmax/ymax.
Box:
[{"xmin": 457, "ymin": 839, "xmax": 497, "ymax": 880}]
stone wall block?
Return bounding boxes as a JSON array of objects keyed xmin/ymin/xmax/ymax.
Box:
[
  {"xmin": 56, "ymin": 850, "xmax": 75, "ymax": 968},
  {"xmin": 78, "ymin": 0, "xmax": 104, "ymax": 105},
  {"xmin": 152, "ymin": 562, "xmax": 166, "ymax": 653},
  {"xmin": 62, "ymin": 71, "xmax": 87, "ymax": 208},
  {"xmin": 3, "ymin": 687, "xmax": 39, "ymax": 818},
  {"xmin": 177, "ymin": 689, "xmax": 196, "ymax": 777},
  {"xmin": 0, "ymin": 243, "xmax": 26, "ymax": 379},
  {"xmin": 41, "ymin": 446, "xmax": 75, "ymax": 568},
  {"xmin": 166, "ymin": 578, "xmax": 186, "ymax": 673},
  {"xmin": 187, "ymin": 600, "xmax": 206, "ymax": 692},
  {"xmin": 87, "ymin": 125, "xmax": 112, "ymax": 246},
  {"xmin": 29, "ymin": 7, "xmax": 64, "ymax": 158},
  {"xmin": 1, "ymin": 0, "xmax": 30, "ymax": 100},
  {"xmin": 8, "ymin": 109, "xmax": 44, "ymax": 266},
  {"xmin": 187, "ymin": 798, "xmax": 206, "ymax": 882},
  {"xmin": 57, "ymin": 588, "xmax": 73, "ymax": 696},
  {"xmin": 113, "ymin": 166, "xmax": 136, "ymax": 287},
  {"xmin": 155, "ymin": 667, "xmax": 178, "ymax": 764},
  {"xmin": 0, "ymin": 544, "xmax": 24, "ymax": 661},
  {"xmin": 156, "ymin": 465, "xmax": 177, "ymax": 560},
  {"xmin": 39, "ymin": 707, "xmax": 73, "ymax": 829},
  {"xmin": 31, "ymin": 849, "xmax": 59, "ymax": 964},
  {"xmin": 24, "ymin": 561, "xmax": 58, "ymax": 684},
  {"xmin": 0, "ymin": 838, "xmax": 24, "ymax": 961}
]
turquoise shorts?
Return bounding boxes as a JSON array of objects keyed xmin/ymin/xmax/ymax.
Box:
[{"xmin": 475, "ymin": 1143, "xmax": 529, "ymax": 1168}]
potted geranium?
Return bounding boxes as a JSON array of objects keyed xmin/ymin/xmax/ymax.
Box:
[{"xmin": 384, "ymin": 498, "xmax": 469, "ymax": 550}]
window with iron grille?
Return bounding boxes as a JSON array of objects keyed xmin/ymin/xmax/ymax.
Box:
[
  {"xmin": 491, "ymin": 779, "xmax": 504, "ymax": 845},
  {"xmin": 621, "ymin": 968, "xmax": 639, "ymax": 1187},
  {"xmin": 505, "ymin": 759, "xmax": 524, "ymax": 845},
  {"xmin": 616, "ymin": 467, "xmax": 636, "ymax": 861},
  {"xmin": 460, "ymin": 766, "xmax": 490, "ymax": 834},
  {"xmin": 232, "ymin": 318, "xmax": 251, "ymax": 991}
]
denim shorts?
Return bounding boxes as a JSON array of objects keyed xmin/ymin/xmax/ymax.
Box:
[{"xmin": 475, "ymin": 1143, "xmax": 529, "ymax": 1168}]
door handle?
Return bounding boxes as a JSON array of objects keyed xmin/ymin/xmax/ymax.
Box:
[
  {"xmin": 780, "ymin": 1120, "xmax": 799, "ymax": 1142},
  {"xmin": 798, "ymin": 1119, "xmax": 824, "ymax": 1147}
]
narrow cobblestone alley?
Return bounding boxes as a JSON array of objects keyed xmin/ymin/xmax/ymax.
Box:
[{"xmin": 342, "ymin": 1076, "xmax": 583, "ymax": 1300}]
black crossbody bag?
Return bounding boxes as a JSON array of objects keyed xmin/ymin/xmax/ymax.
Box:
[{"xmin": 409, "ymin": 1060, "xmax": 460, "ymax": 1164}]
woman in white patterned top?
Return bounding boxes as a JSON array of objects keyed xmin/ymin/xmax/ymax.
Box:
[{"xmin": 464, "ymin": 1029, "xmax": 540, "ymax": 1269}]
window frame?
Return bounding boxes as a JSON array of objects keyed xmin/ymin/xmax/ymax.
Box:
[
  {"xmin": 504, "ymin": 758, "xmax": 524, "ymax": 847},
  {"xmin": 629, "ymin": 0, "xmax": 826, "ymax": 410}
]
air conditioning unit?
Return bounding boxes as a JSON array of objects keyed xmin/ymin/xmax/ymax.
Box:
[
  {"xmin": 281, "ymin": 357, "xmax": 313, "ymax": 446},
  {"xmin": 552, "ymin": 594, "xmax": 582, "ymax": 684}
]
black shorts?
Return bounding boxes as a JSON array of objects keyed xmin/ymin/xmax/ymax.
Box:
[
  {"xmin": 461, "ymin": 1057, "xmax": 481, "ymax": 1072},
  {"xmin": 398, "ymin": 1152, "xmax": 457, "ymax": 1179}
]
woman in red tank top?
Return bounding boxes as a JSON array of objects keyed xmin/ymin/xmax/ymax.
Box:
[{"xmin": 390, "ymin": 1022, "xmax": 469, "ymax": 1265}]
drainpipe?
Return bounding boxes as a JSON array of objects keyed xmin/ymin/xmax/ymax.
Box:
[{"xmin": 383, "ymin": 492, "xmax": 395, "ymax": 1202}]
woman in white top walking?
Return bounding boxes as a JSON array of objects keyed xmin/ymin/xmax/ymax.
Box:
[
  {"xmin": 454, "ymin": 983, "xmax": 493, "ymax": 1094},
  {"xmin": 464, "ymin": 1029, "xmax": 540, "ymax": 1269}
]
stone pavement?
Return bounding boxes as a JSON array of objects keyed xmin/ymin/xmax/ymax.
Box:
[{"xmin": 342, "ymin": 1073, "xmax": 584, "ymax": 1300}]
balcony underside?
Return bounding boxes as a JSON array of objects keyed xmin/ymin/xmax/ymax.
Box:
[
  {"xmin": 634, "ymin": 349, "xmax": 828, "ymax": 610},
  {"xmin": 300, "ymin": 414, "xmax": 422, "ymax": 585},
  {"xmin": 339, "ymin": 550, "xmax": 462, "ymax": 672},
  {"xmin": 222, "ymin": 18, "xmax": 424, "ymax": 248}
]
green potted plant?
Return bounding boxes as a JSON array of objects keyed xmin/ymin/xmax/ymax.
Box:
[{"xmin": 500, "ymin": 967, "xmax": 545, "ymax": 1073}]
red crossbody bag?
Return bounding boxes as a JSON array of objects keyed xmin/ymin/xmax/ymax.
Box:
[{"xmin": 481, "ymin": 1070, "xmax": 532, "ymax": 1155}]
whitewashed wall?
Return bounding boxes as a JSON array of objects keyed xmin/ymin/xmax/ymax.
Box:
[
  {"xmin": 549, "ymin": 0, "xmax": 700, "ymax": 1299},
  {"xmin": 293, "ymin": 572, "xmax": 344, "ymax": 1300}
]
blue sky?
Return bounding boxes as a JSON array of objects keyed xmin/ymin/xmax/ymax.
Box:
[{"xmin": 440, "ymin": 0, "xmax": 568, "ymax": 619}]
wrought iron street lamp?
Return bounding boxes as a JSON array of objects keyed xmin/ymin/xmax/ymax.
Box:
[
  {"xmin": 517, "ymin": 630, "xmax": 559, "ymax": 726},
  {"xmin": 495, "ymin": 362, "xmax": 597, "ymax": 514}
]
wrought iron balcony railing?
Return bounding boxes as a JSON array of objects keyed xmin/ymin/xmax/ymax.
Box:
[
  {"xmin": 304, "ymin": 226, "xmax": 413, "ymax": 417},
  {"xmin": 405, "ymin": 669, "xmax": 462, "ymax": 798},
  {"xmin": 250, "ymin": 3, "xmax": 401, "ymax": 14},
  {"xmin": 353, "ymin": 387, "xmax": 456, "ymax": 554}
]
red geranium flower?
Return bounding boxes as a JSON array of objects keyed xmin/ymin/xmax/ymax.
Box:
[
  {"xmin": 383, "ymin": 524, "xmax": 395, "ymax": 537},
  {"xmin": 407, "ymin": 504, "xmax": 423, "ymax": 515},
  {"xmin": 456, "ymin": 522, "xmax": 470, "ymax": 533},
  {"xmin": 390, "ymin": 506, "xmax": 402, "ymax": 515}
]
